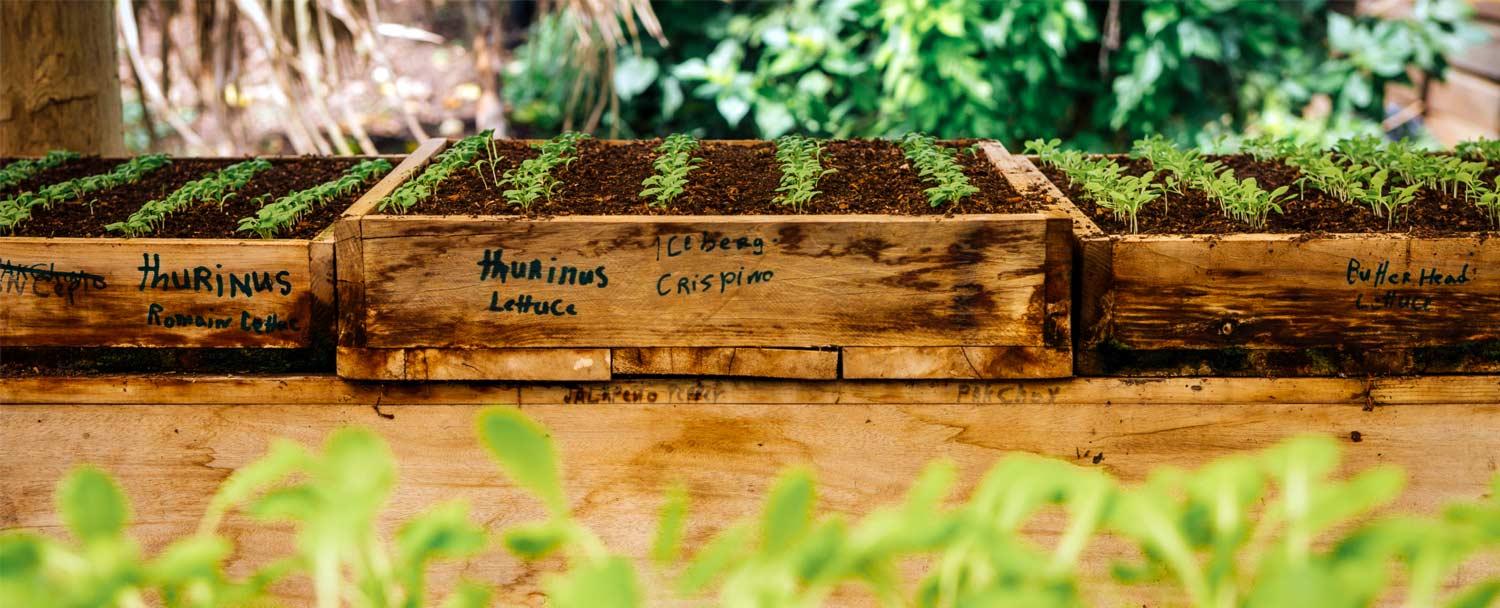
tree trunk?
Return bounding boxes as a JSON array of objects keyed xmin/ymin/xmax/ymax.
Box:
[{"xmin": 0, "ymin": 1, "xmax": 126, "ymax": 156}]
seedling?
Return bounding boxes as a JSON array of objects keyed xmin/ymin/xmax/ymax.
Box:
[
  {"xmin": 378, "ymin": 132, "xmax": 490, "ymax": 213},
  {"xmin": 0, "ymin": 154, "xmax": 170, "ymax": 233},
  {"xmin": 0, "ymin": 150, "xmax": 79, "ymax": 191},
  {"xmin": 473, "ymin": 138, "xmax": 504, "ymax": 189},
  {"xmin": 1456, "ymin": 137, "xmax": 1500, "ymax": 162},
  {"xmin": 773, "ymin": 135, "xmax": 834, "ymax": 213},
  {"xmin": 1477, "ymin": 177, "xmax": 1500, "ymax": 227},
  {"xmin": 639, "ymin": 133, "xmax": 702, "ymax": 209},
  {"xmin": 1030, "ymin": 138, "xmax": 1160, "ymax": 233},
  {"xmin": 899, "ymin": 133, "xmax": 978, "ymax": 208},
  {"xmin": 500, "ymin": 131, "xmax": 589, "ymax": 210},
  {"xmin": 238, "ymin": 159, "xmax": 392, "ymax": 238},
  {"xmin": 105, "ymin": 159, "xmax": 271, "ymax": 237}
]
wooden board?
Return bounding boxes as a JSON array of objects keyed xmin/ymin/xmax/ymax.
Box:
[
  {"xmin": 841, "ymin": 345, "xmax": 1071, "ymax": 379},
  {"xmin": 1, "ymin": 374, "xmax": 1495, "ymax": 605},
  {"xmin": 1, "ymin": 238, "xmax": 322, "ymax": 347},
  {"xmin": 336, "ymin": 346, "xmax": 611, "ymax": 381},
  {"xmin": 337, "ymin": 139, "xmax": 1072, "ymax": 380},
  {"xmin": 611, "ymin": 347, "xmax": 838, "ymax": 379},
  {"xmin": 351, "ymin": 214, "xmax": 1050, "ymax": 348}
]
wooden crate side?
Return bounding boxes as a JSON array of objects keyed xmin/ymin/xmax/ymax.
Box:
[
  {"xmin": 336, "ymin": 140, "xmax": 449, "ymax": 350},
  {"xmin": 612, "ymin": 347, "xmax": 838, "ymax": 379},
  {"xmin": 353, "ymin": 214, "xmax": 1051, "ymax": 349},
  {"xmin": 1, "ymin": 238, "xmax": 317, "ymax": 347},
  {"xmin": 336, "ymin": 346, "xmax": 610, "ymax": 381},
  {"xmin": 841, "ymin": 346, "xmax": 1071, "ymax": 379},
  {"xmin": 1107, "ymin": 234, "xmax": 1500, "ymax": 350}
]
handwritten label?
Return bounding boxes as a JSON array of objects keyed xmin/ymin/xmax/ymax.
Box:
[
  {"xmin": 1, "ymin": 259, "xmax": 107, "ymax": 304},
  {"xmin": 1345, "ymin": 257, "xmax": 1473, "ymax": 313},
  {"xmin": 137, "ymin": 253, "xmax": 293, "ymax": 298},
  {"xmin": 478, "ymin": 248, "xmax": 608, "ymax": 317},
  {"xmin": 145, "ymin": 303, "xmax": 301, "ymax": 334},
  {"xmin": 955, "ymin": 383, "xmax": 1062, "ymax": 404},
  {"xmin": 560, "ymin": 382, "xmax": 726, "ymax": 404},
  {"xmin": 654, "ymin": 230, "xmax": 776, "ymax": 300}
]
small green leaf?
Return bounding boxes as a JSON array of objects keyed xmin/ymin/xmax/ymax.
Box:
[
  {"xmin": 439, "ymin": 581, "xmax": 494, "ymax": 608},
  {"xmin": 762, "ymin": 468, "xmax": 815, "ymax": 554},
  {"xmin": 502, "ymin": 520, "xmax": 569, "ymax": 560},
  {"xmin": 477, "ymin": 406, "xmax": 568, "ymax": 516},
  {"xmin": 652, "ymin": 484, "xmax": 689, "ymax": 564},
  {"xmin": 57, "ymin": 466, "xmax": 128, "ymax": 543},
  {"xmin": 545, "ymin": 556, "xmax": 640, "ymax": 608}
]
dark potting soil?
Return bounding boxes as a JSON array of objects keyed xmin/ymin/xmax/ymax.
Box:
[
  {"xmin": 9, "ymin": 157, "xmax": 366, "ymax": 239},
  {"xmin": 413, "ymin": 139, "xmax": 1036, "ymax": 216},
  {"xmin": 1040, "ymin": 155, "xmax": 1497, "ymax": 236}
]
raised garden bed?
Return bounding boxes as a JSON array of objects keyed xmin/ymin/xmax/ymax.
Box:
[
  {"xmin": 1, "ymin": 154, "xmax": 398, "ymax": 349},
  {"xmin": 335, "ymin": 135, "xmax": 1073, "ymax": 381},
  {"xmin": 1028, "ymin": 137, "xmax": 1500, "ymax": 376}
]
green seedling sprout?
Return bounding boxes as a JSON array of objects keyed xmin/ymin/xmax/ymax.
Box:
[
  {"xmin": 473, "ymin": 138, "xmax": 504, "ymax": 189},
  {"xmin": 772, "ymin": 135, "xmax": 834, "ymax": 213},
  {"xmin": 899, "ymin": 133, "xmax": 978, "ymax": 208},
  {"xmin": 500, "ymin": 131, "xmax": 589, "ymax": 210},
  {"xmin": 238, "ymin": 159, "xmax": 392, "ymax": 238},
  {"xmin": 105, "ymin": 158, "xmax": 270, "ymax": 237},
  {"xmin": 0, "ymin": 154, "xmax": 170, "ymax": 234},
  {"xmin": 640, "ymin": 133, "xmax": 702, "ymax": 209}
]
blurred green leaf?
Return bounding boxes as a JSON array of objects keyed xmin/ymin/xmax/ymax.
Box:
[
  {"xmin": 477, "ymin": 406, "xmax": 568, "ymax": 517},
  {"xmin": 58, "ymin": 466, "xmax": 128, "ymax": 544}
]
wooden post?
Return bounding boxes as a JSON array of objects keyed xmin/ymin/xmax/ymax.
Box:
[{"xmin": 0, "ymin": 0, "xmax": 126, "ymax": 155}]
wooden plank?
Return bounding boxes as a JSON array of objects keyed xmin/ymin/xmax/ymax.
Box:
[
  {"xmin": 0, "ymin": 379, "xmax": 1495, "ymax": 605},
  {"xmin": 16, "ymin": 374, "xmax": 1496, "ymax": 406},
  {"xmin": 1426, "ymin": 68, "xmax": 1500, "ymax": 133},
  {"xmin": 841, "ymin": 346, "xmax": 1070, "ymax": 379},
  {"xmin": 353, "ymin": 214, "xmax": 1050, "ymax": 349},
  {"xmin": 1100, "ymin": 234, "xmax": 1500, "ymax": 350},
  {"xmin": 611, "ymin": 347, "xmax": 838, "ymax": 379},
  {"xmin": 1, "ymin": 239, "xmax": 317, "ymax": 347},
  {"xmin": 336, "ymin": 346, "xmax": 610, "ymax": 381}
]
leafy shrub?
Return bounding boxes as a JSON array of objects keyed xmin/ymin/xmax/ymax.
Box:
[
  {"xmin": 0, "ymin": 150, "xmax": 79, "ymax": 191},
  {"xmin": 507, "ymin": 0, "xmax": 1483, "ymax": 148},
  {"xmin": 899, "ymin": 133, "xmax": 977, "ymax": 208},
  {"xmin": 0, "ymin": 154, "xmax": 170, "ymax": 233},
  {"xmin": 4, "ymin": 407, "xmax": 1497, "ymax": 607},
  {"xmin": 639, "ymin": 133, "xmax": 701, "ymax": 209},
  {"xmin": 237, "ymin": 159, "xmax": 393, "ymax": 238},
  {"xmin": 105, "ymin": 159, "xmax": 271, "ymax": 237},
  {"xmin": 773, "ymin": 135, "xmax": 834, "ymax": 212}
]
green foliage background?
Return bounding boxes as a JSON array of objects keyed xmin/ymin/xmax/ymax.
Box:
[{"xmin": 505, "ymin": 0, "xmax": 1485, "ymax": 150}]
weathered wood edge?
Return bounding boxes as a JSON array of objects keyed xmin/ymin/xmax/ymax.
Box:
[
  {"xmin": 337, "ymin": 346, "xmax": 611, "ymax": 381},
  {"xmin": 841, "ymin": 346, "xmax": 1071, "ymax": 379},
  {"xmin": 3, "ymin": 373, "xmax": 1496, "ymax": 406},
  {"xmin": 612, "ymin": 347, "xmax": 839, "ymax": 380},
  {"xmin": 334, "ymin": 140, "xmax": 449, "ymax": 357}
]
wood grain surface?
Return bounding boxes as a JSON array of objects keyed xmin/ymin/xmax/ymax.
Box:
[
  {"xmin": 1087, "ymin": 234, "xmax": 1500, "ymax": 350},
  {"xmin": 1, "ymin": 374, "xmax": 1495, "ymax": 605}
]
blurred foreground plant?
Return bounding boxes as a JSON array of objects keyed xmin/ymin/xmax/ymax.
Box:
[{"xmin": 2, "ymin": 407, "xmax": 1497, "ymax": 607}]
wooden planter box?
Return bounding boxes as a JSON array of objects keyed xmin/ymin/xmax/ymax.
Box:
[
  {"xmin": 335, "ymin": 139, "xmax": 1073, "ymax": 381},
  {"xmin": 1021, "ymin": 156, "xmax": 1500, "ymax": 376},
  {"xmin": 0, "ymin": 156, "xmax": 401, "ymax": 349}
]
